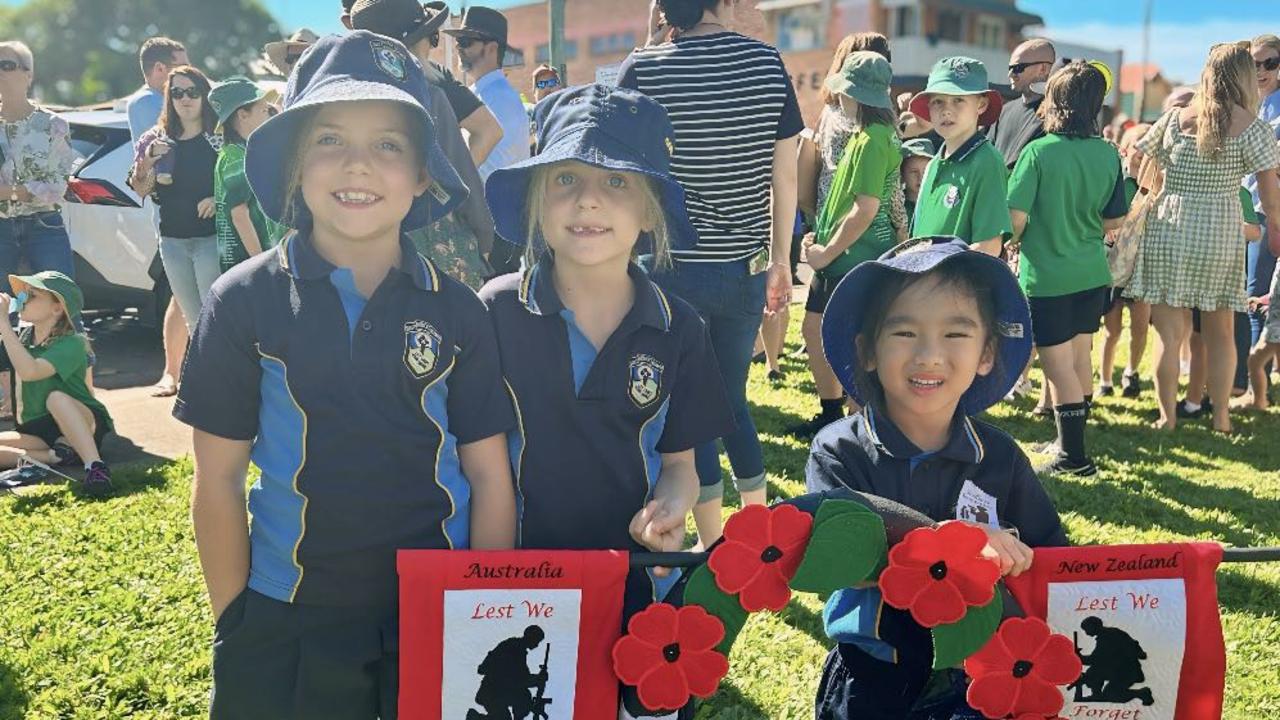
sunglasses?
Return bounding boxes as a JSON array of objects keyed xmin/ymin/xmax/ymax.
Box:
[
  {"xmin": 1256, "ymin": 57, "xmax": 1280, "ymax": 72},
  {"xmin": 285, "ymin": 50, "xmax": 305, "ymax": 67},
  {"xmin": 170, "ymin": 86, "xmax": 204, "ymax": 100},
  {"xmin": 1008, "ymin": 61, "xmax": 1050, "ymax": 75},
  {"xmin": 455, "ymin": 36, "xmax": 492, "ymax": 50},
  {"xmin": 0, "ymin": 59, "xmax": 29, "ymax": 73},
  {"xmin": 535, "ymin": 77, "xmax": 560, "ymax": 90}
]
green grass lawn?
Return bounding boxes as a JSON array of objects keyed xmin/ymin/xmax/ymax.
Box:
[{"xmin": 1, "ymin": 314, "xmax": 1278, "ymax": 719}]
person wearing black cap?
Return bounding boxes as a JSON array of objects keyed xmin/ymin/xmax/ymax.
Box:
[
  {"xmin": 444, "ymin": 5, "xmax": 530, "ymax": 181},
  {"xmin": 349, "ymin": 0, "xmax": 501, "ymax": 287}
]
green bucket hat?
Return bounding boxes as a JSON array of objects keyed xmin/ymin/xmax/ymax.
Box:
[
  {"xmin": 823, "ymin": 51, "xmax": 893, "ymax": 109},
  {"xmin": 908, "ymin": 56, "xmax": 1003, "ymax": 127},
  {"xmin": 900, "ymin": 136, "xmax": 938, "ymax": 159},
  {"xmin": 9, "ymin": 271, "xmax": 83, "ymax": 321},
  {"xmin": 209, "ymin": 76, "xmax": 281, "ymax": 132}
]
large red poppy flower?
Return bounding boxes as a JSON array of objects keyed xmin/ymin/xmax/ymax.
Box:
[
  {"xmin": 706, "ymin": 503, "xmax": 813, "ymax": 611},
  {"xmin": 964, "ymin": 617, "xmax": 1083, "ymax": 719},
  {"xmin": 878, "ymin": 522, "xmax": 1001, "ymax": 627},
  {"xmin": 612, "ymin": 603, "xmax": 730, "ymax": 711}
]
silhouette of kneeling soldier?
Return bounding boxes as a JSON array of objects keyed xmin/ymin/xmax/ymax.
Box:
[
  {"xmin": 1070, "ymin": 616, "xmax": 1156, "ymax": 706},
  {"xmin": 467, "ymin": 625, "xmax": 553, "ymax": 720}
]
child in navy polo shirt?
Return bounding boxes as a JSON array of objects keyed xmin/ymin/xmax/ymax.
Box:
[
  {"xmin": 807, "ymin": 237, "xmax": 1067, "ymax": 719},
  {"xmin": 174, "ymin": 33, "xmax": 516, "ymax": 719},
  {"xmin": 480, "ymin": 84, "xmax": 734, "ymax": 718}
]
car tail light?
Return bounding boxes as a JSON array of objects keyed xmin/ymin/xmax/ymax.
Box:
[{"xmin": 65, "ymin": 177, "xmax": 138, "ymax": 207}]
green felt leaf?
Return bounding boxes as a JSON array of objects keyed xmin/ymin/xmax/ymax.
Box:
[
  {"xmin": 684, "ymin": 564, "xmax": 750, "ymax": 657},
  {"xmin": 790, "ymin": 500, "xmax": 888, "ymax": 597},
  {"xmin": 930, "ymin": 592, "xmax": 1003, "ymax": 670}
]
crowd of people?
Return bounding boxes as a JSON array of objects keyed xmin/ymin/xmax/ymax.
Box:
[{"xmin": 0, "ymin": 0, "xmax": 1279, "ymax": 716}]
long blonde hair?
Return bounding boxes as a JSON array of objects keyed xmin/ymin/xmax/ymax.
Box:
[
  {"xmin": 521, "ymin": 163, "xmax": 671, "ymax": 270},
  {"xmin": 1193, "ymin": 43, "xmax": 1259, "ymax": 157}
]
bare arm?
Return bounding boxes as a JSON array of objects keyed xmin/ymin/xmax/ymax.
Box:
[
  {"xmin": 1008, "ymin": 209, "xmax": 1029, "ymax": 251},
  {"xmin": 1256, "ymin": 168, "xmax": 1280, "ymax": 256},
  {"xmin": 460, "ymin": 433, "xmax": 516, "ymax": 549},
  {"xmin": 631, "ymin": 450, "xmax": 699, "ymax": 568},
  {"xmin": 0, "ymin": 315, "xmax": 56, "ymax": 381},
  {"xmin": 229, "ymin": 204, "xmax": 264, "ymax": 256},
  {"xmin": 796, "ymin": 134, "xmax": 819, "ymax": 218},
  {"xmin": 460, "ymin": 106, "xmax": 503, "ymax": 168},
  {"xmin": 767, "ymin": 135, "xmax": 800, "ymax": 312},
  {"xmin": 1102, "ymin": 216, "xmax": 1124, "ymax": 233},
  {"xmin": 191, "ymin": 429, "xmax": 252, "ymax": 621}
]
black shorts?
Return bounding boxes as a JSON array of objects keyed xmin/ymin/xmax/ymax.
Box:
[
  {"xmin": 805, "ymin": 271, "xmax": 847, "ymax": 314},
  {"xmin": 1029, "ymin": 286, "xmax": 1108, "ymax": 347},
  {"xmin": 16, "ymin": 410, "xmax": 111, "ymax": 449}
]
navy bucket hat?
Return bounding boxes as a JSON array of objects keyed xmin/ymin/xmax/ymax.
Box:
[
  {"xmin": 246, "ymin": 31, "xmax": 468, "ymax": 232},
  {"xmin": 484, "ymin": 83, "xmax": 699, "ymax": 252},
  {"xmin": 820, "ymin": 237, "xmax": 1032, "ymax": 416}
]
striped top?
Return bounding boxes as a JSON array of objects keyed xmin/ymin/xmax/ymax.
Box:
[{"xmin": 618, "ymin": 32, "xmax": 804, "ymax": 263}]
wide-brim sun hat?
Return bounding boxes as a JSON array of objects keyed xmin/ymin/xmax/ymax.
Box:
[
  {"xmin": 264, "ymin": 28, "xmax": 320, "ymax": 77},
  {"xmin": 9, "ymin": 270, "xmax": 83, "ymax": 322},
  {"xmin": 209, "ymin": 76, "xmax": 281, "ymax": 131},
  {"xmin": 820, "ymin": 236, "xmax": 1032, "ymax": 416},
  {"xmin": 246, "ymin": 31, "xmax": 468, "ymax": 232},
  {"xmin": 823, "ymin": 50, "xmax": 894, "ymax": 110},
  {"xmin": 908, "ymin": 56, "xmax": 1003, "ymax": 128},
  {"xmin": 485, "ymin": 83, "xmax": 699, "ymax": 252}
]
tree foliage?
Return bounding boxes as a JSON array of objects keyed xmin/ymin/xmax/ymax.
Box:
[{"xmin": 0, "ymin": 0, "xmax": 282, "ymax": 107}]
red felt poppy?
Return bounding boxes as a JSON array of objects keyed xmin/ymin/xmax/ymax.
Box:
[
  {"xmin": 878, "ymin": 521, "xmax": 1001, "ymax": 627},
  {"xmin": 705, "ymin": 503, "xmax": 813, "ymax": 611},
  {"xmin": 964, "ymin": 617, "xmax": 1083, "ymax": 719},
  {"xmin": 612, "ymin": 603, "xmax": 730, "ymax": 711}
]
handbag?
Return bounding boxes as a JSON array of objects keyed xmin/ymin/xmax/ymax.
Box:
[{"xmin": 1107, "ymin": 153, "xmax": 1160, "ymax": 287}]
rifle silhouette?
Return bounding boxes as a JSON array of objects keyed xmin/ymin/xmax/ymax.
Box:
[
  {"xmin": 531, "ymin": 643, "xmax": 552, "ymax": 720},
  {"xmin": 1068, "ymin": 630, "xmax": 1088, "ymax": 701}
]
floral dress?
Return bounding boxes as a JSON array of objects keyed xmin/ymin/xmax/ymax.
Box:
[
  {"xmin": 0, "ymin": 107, "xmax": 77, "ymax": 219},
  {"xmin": 1124, "ymin": 108, "xmax": 1280, "ymax": 311}
]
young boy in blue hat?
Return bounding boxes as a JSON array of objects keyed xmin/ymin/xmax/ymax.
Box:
[
  {"xmin": 479, "ymin": 84, "xmax": 735, "ymax": 717},
  {"xmin": 806, "ymin": 237, "xmax": 1067, "ymax": 718},
  {"xmin": 174, "ymin": 32, "xmax": 516, "ymax": 719},
  {"xmin": 909, "ymin": 58, "xmax": 1012, "ymax": 256}
]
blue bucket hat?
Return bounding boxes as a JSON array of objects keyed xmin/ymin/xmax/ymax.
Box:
[
  {"xmin": 820, "ymin": 237, "xmax": 1032, "ymax": 416},
  {"xmin": 246, "ymin": 31, "xmax": 468, "ymax": 232},
  {"xmin": 485, "ymin": 83, "xmax": 699, "ymax": 251}
]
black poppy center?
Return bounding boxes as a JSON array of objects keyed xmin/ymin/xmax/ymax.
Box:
[
  {"xmin": 928, "ymin": 561, "xmax": 948, "ymax": 580},
  {"xmin": 662, "ymin": 643, "xmax": 681, "ymax": 663},
  {"xmin": 1012, "ymin": 660, "xmax": 1034, "ymax": 678},
  {"xmin": 760, "ymin": 545, "xmax": 784, "ymax": 563}
]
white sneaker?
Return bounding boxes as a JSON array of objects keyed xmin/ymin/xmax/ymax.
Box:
[{"xmin": 1005, "ymin": 378, "xmax": 1034, "ymax": 400}]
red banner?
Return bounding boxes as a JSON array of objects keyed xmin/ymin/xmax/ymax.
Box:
[
  {"xmin": 398, "ymin": 549, "xmax": 629, "ymax": 720},
  {"xmin": 1005, "ymin": 543, "xmax": 1225, "ymax": 720}
]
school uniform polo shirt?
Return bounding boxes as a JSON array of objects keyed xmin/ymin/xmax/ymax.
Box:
[
  {"xmin": 805, "ymin": 406, "xmax": 1067, "ymax": 662},
  {"xmin": 480, "ymin": 258, "xmax": 735, "ymax": 558},
  {"xmin": 913, "ymin": 132, "xmax": 1012, "ymax": 245},
  {"xmin": 1007, "ymin": 134, "xmax": 1129, "ymax": 298},
  {"xmin": 174, "ymin": 231, "xmax": 514, "ymax": 608}
]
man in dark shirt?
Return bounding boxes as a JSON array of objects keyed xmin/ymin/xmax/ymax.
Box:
[{"xmin": 988, "ymin": 38, "xmax": 1056, "ymax": 168}]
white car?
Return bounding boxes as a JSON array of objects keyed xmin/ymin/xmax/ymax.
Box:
[{"xmin": 59, "ymin": 108, "xmax": 166, "ymax": 327}]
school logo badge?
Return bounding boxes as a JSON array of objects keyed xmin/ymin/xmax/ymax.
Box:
[
  {"xmin": 627, "ymin": 354, "xmax": 664, "ymax": 408},
  {"xmin": 370, "ymin": 38, "xmax": 408, "ymax": 82},
  {"xmin": 404, "ymin": 320, "xmax": 441, "ymax": 378},
  {"xmin": 944, "ymin": 185, "xmax": 960, "ymax": 208}
]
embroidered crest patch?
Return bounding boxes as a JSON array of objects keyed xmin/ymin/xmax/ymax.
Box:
[
  {"xmin": 404, "ymin": 320, "xmax": 441, "ymax": 378},
  {"xmin": 371, "ymin": 38, "xmax": 408, "ymax": 82},
  {"xmin": 944, "ymin": 185, "xmax": 960, "ymax": 208},
  {"xmin": 627, "ymin": 354, "xmax": 664, "ymax": 408}
]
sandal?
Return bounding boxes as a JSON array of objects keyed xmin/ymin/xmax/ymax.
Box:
[{"xmin": 150, "ymin": 376, "xmax": 178, "ymax": 398}]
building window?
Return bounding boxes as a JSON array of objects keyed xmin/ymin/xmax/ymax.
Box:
[
  {"xmin": 774, "ymin": 5, "xmax": 824, "ymax": 52},
  {"xmin": 536, "ymin": 40, "xmax": 579, "ymax": 63},
  {"xmin": 503, "ymin": 47, "xmax": 525, "ymax": 68},
  {"xmin": 976, "ymin": 16, "xmax": 1004, "ymax": 49},
  {"xmin": 589, "ymin": 32, "xmax": 638, "ymax": 56},
  {"xmin": 889, "ymin": 6, "xmax": 918, "ymax": 38},
  {"xmin": 935, "ymin": 10, "xmax": 964, "ymax": 43}
]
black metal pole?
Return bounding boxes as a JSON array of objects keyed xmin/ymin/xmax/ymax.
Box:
[{"xmin": 629, "ymin": 547, "xmax": 1280, "ymax": 568}]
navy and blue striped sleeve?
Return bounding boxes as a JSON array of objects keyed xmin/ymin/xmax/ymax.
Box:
[
  {"xmin": 655, "ymin": 316, "xmax": 734, "ymax": 453},
  {"xmin": 444, "ymin": 286, "xmax": 515, "ymax": 445},
  {"xmin": 172, "ymin": 283, "xmax": 262, "ymax": 441}
]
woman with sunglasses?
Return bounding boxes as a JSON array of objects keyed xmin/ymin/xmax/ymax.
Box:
[
  {"xmin": 0, "ymin": 41, "xmax": 78, "ymax": 294},
  {"xmin": 128, "ymin": 66, "xmax": 220, "ymax": 355}
]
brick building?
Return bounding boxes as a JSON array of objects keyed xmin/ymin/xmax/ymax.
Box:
[{"xmin": 445, "ymin": 0, "xmax": 1091, "ymax": 127}]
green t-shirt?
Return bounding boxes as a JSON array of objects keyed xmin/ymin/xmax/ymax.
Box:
[
  {"xmin": 19, "ymin": 332, "xmax": 113, "ymax": 431},
  {"xmin": 1008, "ymin": 134, "xmax": 1129, "ymax": 297},
  {"xmin": 913, "ymin": 133, "xmax": 1012, "ymax": 244},
  {"xmin": 814, "ymin": 123, "xmax": 902, "ymax": 278},
  {"xmin": 215, "ymin": 142, "xmax": 285, "ymax": 274},
  {"xmin": 1241, "ymin": 187, "xmax": 1260, "ymax": 225}
]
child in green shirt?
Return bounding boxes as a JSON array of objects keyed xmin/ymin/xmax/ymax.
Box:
[
  {"xmin": 908, "ymin": 57, "xmax": 1011, "ymax": 256},
  {"xmin": 1007, "ymin": 62, "xmax": 1129, "ymax": 477},
  {"xmin": 796, "ymin": 51, "xmax": 901, "ymax": 433},
  {"xmin": 0, "ymin": 272, "xmax": 113, "ymax": 495},
  {"xmin": 209, "ymin": 77, "xmax": 284, "ymax": 274}
]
